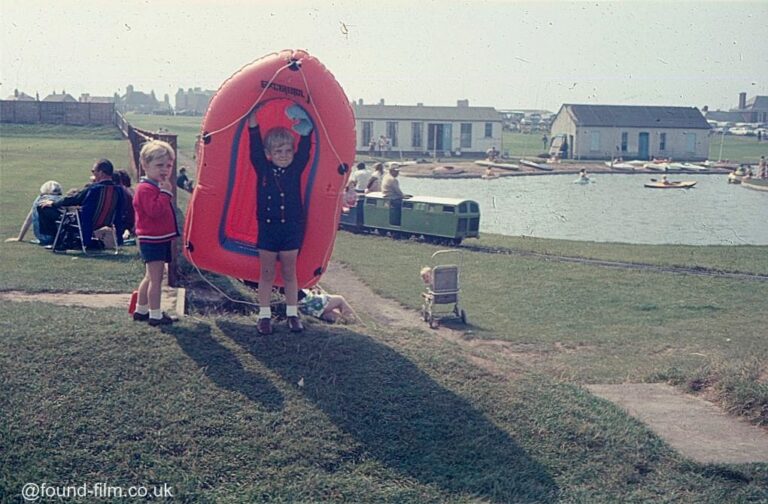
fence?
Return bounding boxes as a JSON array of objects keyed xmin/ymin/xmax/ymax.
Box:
[
  {"xmin": 116, "ymin": 111, "xmax": 181, "ymax": 287},
  {"xmin": 0, "ymin": 100, "xmax": 115, "ymax": 125}
]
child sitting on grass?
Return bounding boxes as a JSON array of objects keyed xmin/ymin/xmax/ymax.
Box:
[{"xmin": 299, "ymin": 287, "xmax": 356, "ymax": 324}]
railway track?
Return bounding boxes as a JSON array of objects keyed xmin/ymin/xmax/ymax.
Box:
[
  {"xmin": 339, "ymin": 229, "xmax": 768, "ymax": 281},
  {"xmin": 458, "ymin": 242, "xmax": 768, "ymax": 281}
]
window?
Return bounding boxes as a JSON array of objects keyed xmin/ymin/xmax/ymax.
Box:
[
  {"xmin": 485, "ymin": 122, "xmax": 493, "ymax": 138},
  {"xmin": 621, "ymin": 132, "xmax": 628, "ymax": 152},
  {"xmin": 590, "ymin": 131, "xmax": 600, "ymax": 151},
  {"xmin": 386, "ymin": 122, "xmax": 398, "ymax": 147},
  {"xmin": 362, "ymin": 121, "xmax": 373, "ymax": 146},
  {"xmin": 411, "ymin": 122, "xmax": 423, "ymax": 148},
  {"xmin": 686, "ymin": 133, "xmax": 696, "ymax": 152},
  {"xmin": 660, "ymin": 133, "xmax": 667, "ymax": 151},
  {"xmin": 460, "ymin": 123, "xmax": 472, "ymax": 148}
]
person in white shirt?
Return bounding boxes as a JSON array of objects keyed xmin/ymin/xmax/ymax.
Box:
[{"xmin": 350, "ymin": 162, "xmax": 372, "ymax": 192}]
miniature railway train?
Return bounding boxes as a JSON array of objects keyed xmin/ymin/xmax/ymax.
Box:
[{"xmin": 338, "ymin": 192, "xmax": 481, "ymax": 244}]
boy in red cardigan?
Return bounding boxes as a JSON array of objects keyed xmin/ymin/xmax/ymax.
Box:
[{"xmin": 132, "ymin": 140, "xmax": 180, "ymax": 326}]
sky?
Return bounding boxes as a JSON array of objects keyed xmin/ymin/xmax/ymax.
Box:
[{"xmin": 1, "ymin": 0, "xmax": 766, "ymax": 113}]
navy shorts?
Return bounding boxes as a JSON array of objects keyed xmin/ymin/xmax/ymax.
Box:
[
  {"xmin": 258, "ymin": 221, "xmax": 303, "ymax": 252},
  {"xmin": 139, "ymin": 240, "xmax": 172, "ymax": 263}
]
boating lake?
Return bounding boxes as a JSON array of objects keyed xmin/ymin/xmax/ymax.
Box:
[{"xmin": 400, "ymin": 173, "xmax": 768, "ymax": 245}]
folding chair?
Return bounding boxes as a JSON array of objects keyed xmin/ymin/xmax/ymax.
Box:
[{"xmin": 52, "ymin": 184, "xmax": 122, "ymax": 254}]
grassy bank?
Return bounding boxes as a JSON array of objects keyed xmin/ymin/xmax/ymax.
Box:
[
  {"xmin": 2, "ymin": 300, "xmax": 767, "ymax": 502},
  {"xmin": 0, "ymin": 123, "xmax": 143, "ymax": 292},
  {"xmin": 332, "ymin": 232, "xmax": 768, "ymax": 424},
  {"xmin": 3, "ymin": 121, "xmax": 768, "ymax": 501},
  {"xmin": 477, "ymin": 234, "xmax": 768, "ymax": 276}
]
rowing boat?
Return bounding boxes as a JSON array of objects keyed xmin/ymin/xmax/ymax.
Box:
[
  {"xmin": 644, "ymin": 180, "xmax": 697, "ymax": 189},
  {"xmin": 474, "ymin": 160, "xmax": 520, "ymax": 171},
  {"xmin": 520, "ymin": 159, "xmax": 553, "ymax": 171}
]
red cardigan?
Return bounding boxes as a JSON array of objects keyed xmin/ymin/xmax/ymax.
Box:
[{"xmin": 133, "ymin": 178, "xmax": 179, "ymax": 243}]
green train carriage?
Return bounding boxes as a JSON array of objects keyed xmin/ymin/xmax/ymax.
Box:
[{"xmin": 340, "ymin": 193, "xmax": 481, "ymax": 244}]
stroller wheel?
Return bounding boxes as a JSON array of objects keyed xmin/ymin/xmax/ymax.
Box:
[
  {"xmin": 428, "ymin": 315, "xmax": 438, "ymax": 329},
  {"xmin": 460, "ymin": 309, "xmax": 467, "ymax": 324}
]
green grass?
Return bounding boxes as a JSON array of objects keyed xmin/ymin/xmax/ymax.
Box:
[
  {"xmin": 332, "ymin": 232, "xmax": 768, "ymax": 420},
  {"xmin": 477, "ymin": 234, "xmax": 768, "ymax": 276},
  {"xmin": 4, "ymin": 121, "xmax": 768, "ymax": 501},
  {"xmin": 2, "ymin": 301, "xmax": 767, "ymax": 502},
  {"xmin": 708, "ymin": 134, "xmax": 768, "ymax": 164},
  {"xmin": 0, "ymin": 123, "xmax": 144, "ymax": 292},
  {"xmin": 501, "ymin": 131, "xmax": 548, "ymax": 158}
]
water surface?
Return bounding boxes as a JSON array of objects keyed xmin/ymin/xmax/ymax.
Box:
[{"xmin": 400, "ymin": 174, "xmax": 768, "ymax": 245}]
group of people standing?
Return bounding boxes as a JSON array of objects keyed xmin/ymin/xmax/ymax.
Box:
[{"xmin": 368, "ymin": 135, "xmax": 393, "ymax": 157}]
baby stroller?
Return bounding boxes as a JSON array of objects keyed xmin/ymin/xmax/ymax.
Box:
[{"xmin": 421, "ymin": 250, "xmax": 467, "ymax": 329}]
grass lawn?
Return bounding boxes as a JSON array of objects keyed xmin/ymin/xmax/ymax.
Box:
[
  {"xmin": 2, "ymin": 121, "xmax": 768, "ymax": 501},
  {"xmin": 0, "ymin": 124, "xmax": 144, "ymax": 292},
  {"xmin": 331, "ymin": 232, "xmax": 768, "ymax": 424}
]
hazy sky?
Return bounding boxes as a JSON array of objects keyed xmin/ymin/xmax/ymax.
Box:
[{"xmin": 1, "ymin": 0, "xmax": 766, "ymax": 112}]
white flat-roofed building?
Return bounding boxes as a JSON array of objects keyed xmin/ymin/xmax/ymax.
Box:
[{"xmin": 352, "ymin": 99, "xmax": 503, "ymax": 158}]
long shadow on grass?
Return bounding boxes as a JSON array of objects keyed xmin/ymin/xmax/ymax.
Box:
[
  {"xmin": 165, "ymin": 323, "xmax": 283, "ymax": 411},
  {"xmin": 219, "ymin": 321, "xmax": 558, "ymax": 503}
]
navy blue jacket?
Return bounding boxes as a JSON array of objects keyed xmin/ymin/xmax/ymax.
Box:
[{"xmin": 249, "ymin": 125, "xmax": 311, "ymax": 225}]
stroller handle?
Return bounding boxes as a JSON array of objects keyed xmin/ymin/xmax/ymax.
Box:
[{"xmin": 431, "ymin": 249, "xmax": 462, "ymax": 259}]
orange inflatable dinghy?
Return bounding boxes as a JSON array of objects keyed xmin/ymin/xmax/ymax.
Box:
[{"xmin": 183, "ymin": 49, "xmax": 355, "ymax": 287}]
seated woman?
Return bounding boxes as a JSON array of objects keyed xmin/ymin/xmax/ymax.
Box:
[
  {"xmin": 299, "ymin": 287, "xmax": 356, "ymax": 323},
  {"xmin": 342, "ymin": 180, "xmax": 358, "ymax": 212},
  {"xmin": 5, "ymin": 180, "xmax": 63, "ymax": 245}
]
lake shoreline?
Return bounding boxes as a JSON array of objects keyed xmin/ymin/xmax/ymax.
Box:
[{"xmin": 370, "ymin": 160, "xmax": 733, "ymax": 179}]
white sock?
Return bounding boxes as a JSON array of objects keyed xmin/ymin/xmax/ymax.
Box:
[
  {"xmin": 259, "ymin": 307, "xmax": 272, "ymax": 319},
  {"xmin": 135, "ymin": 304, "xmax": 149, "ymax": 315},
  {"xmin": 286, "ymin": 305, "xmax": 298, "ymax": 317},
  {"xmin": 149, "ymin": 308, "xmax": 163, "ymax": 319}
]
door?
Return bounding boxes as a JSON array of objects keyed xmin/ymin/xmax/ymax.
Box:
[
  {"xmin": 428, "ymin": 124, "xmax": 444, "ymax": 152},
  {"xmin": 442, "ymin": 124, "xmax": 452, "ymax": 152},
  {"xmin": 638, "ymin": 132, "xmax": 650, "ymax": 160}
]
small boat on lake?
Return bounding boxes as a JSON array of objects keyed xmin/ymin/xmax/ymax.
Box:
[
  {"xmin": 431, "ymin": 165, "xmax": 465, "ymax": 177},
  {"xmin": 644, "ymin": 162, "xmax": 669, "ymax": 171},
  {"xmin": 741, "ymin": 178, "xmax": 768, "ymax": 192},
  {"xmin": 520, "ymin": 159, "xmax": 553, "ymax": 171},
  {"xmin": 644, "ymin": 180, "xmax": 697, "ymax": 189},
  {"xmin": 474, "ymin": 160, "xmax": 520, "ymax": 171},
  {"xmin": 604, "ymin": 161, "xmax": 636, "ymax": 171},
  {"xmin": 678, "ymin": 163, "xmax": 709, "ymax": 171}
]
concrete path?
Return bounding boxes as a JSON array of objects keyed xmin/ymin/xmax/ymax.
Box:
[{"xmin": 587, "ymin": 383, "xmax": 768, "ymax": 464}]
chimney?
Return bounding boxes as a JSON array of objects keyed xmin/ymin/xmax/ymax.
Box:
[
  {"xmin": 457, "ymin": 99, "xmax": 469, "ymax": 107},
  {"xmin": 358, "ymin": 98, "xmax": 363, "ymax": 105},
  {"xmin": 379, "ymin": 98, "xmax": 385, "ymax": 105},
  {"xmin": 14, "ymin": 89, "xmax": 19, "ymax": 97},
  {"xmin": 416, "ymin": 102, "xmax": 423, "ymax": 106},
  {"xmin": 739, "ymin": 92, "xmax": 747, "ymax": 109}
]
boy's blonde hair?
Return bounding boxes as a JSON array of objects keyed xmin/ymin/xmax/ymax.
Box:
[
  {"xmin": 140, "ymin": 140, "xmax": 175, "ymax": 165},
  {"xmin": 264, "ymin": 127, "xmax": 295, "ymax": 154}
]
